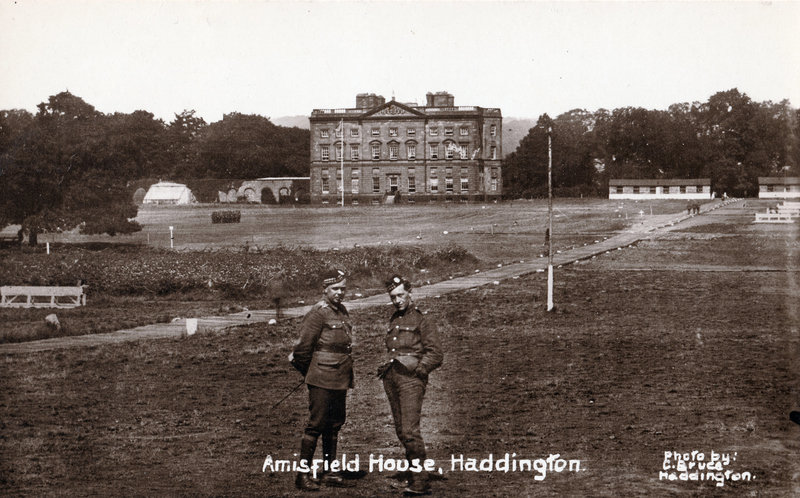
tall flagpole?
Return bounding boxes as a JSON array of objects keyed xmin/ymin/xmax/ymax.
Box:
[
  {"xmin": 340, "ymin": 118, "xmax": 344, "ymax": 207},
  {"xmin": 547, "ymin": 126, "xmax": 554, "ymax": 312}
]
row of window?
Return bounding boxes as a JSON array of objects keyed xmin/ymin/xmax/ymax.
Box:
[
  {"xmin": 760, "ymin": 185, "xmax": 800, "ymax": 192},
  {"xmin": 321, "ymin": 177, "xmax": 502, "ymax": 195},
  {"xmin": 320, "ymin": 167, "xmax": 499, "ymax": 194},
  {"xmin": 610, "ymin": 186, "xmax": 707, "ymax": 194},
  {"xmin": 320, "ymin": 124, "xmax": 497, "ymax": 138},
  {"xmin": 320, "ymin": 143, "xmax": 497, "ymax": 161}
]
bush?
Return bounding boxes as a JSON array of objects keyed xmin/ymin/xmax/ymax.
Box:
[{"xmin": 211, "ymin": 210, "xmax": 241, "ymax": 224}]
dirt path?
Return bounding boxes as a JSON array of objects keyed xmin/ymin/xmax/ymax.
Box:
[{"xmin": 0, "ymin": 200, "xmax": 739, "ymax": 354}]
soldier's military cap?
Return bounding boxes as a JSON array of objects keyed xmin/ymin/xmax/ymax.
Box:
[
  {"xmin": 322, "ymin": 268, "xmax": 346, "ymax": 287},
  {"xmin": 385, "ymin": 274, "xmax": 412, "ymax": 292}
]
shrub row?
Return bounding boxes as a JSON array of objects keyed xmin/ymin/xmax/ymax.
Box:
[
  {"xmin": 211, "ymin": 210, "xmax": 241, "ymax": 224},
  {"xmin": 0, "ymin": 243, "xmax": 481, "ymax": 302}
]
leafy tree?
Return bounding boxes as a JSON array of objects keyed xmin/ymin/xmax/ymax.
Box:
[
  {"xmin": 502, "ymin": 114, "xmax": 553, "ymax": 198},
  {"xmin": 197, "ymin": 112, "xmax": 309, "ymax": 179},
  {"xmin": 167, "ymin": 110, "xmax": 207, "ymax": 178},
  {"xmin": 0, "ymin": 92, "xmax": 142, "ymax": 243}
]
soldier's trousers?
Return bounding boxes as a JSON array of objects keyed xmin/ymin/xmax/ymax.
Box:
[
  {"xmin": 382, "ymin": 363, "xmax": 427, "ymax": 462},
  {"xmin": 305, "ymin": 385, "xmax": 347, "ymax": 438}
]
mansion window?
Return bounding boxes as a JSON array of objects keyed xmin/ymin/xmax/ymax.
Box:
[
  {"xmin": 351, "ymin": 171, "xmax": 359, "ymax": 194},
  {"xmin": 445, "ymin": 143, "xmax": 456, "ymax": 160},
  {"xmin": 351, "ymin": 128, "xmax": 359, "ymax": 138},
  {"xmin": 490, "ymin": 146, "xmax": 497, "ymax": 159},
  {"xmin": 407, "ymin": 143, "xmax": 416, "ymax": 160},
  {"xmin": 445, "ymin": 168, "xmax": 454, "ymax": 193},
  {"xmin": 429, "ymin": 127, "xmax": 439, "ymax": 136},
  {"xmin": 491, "ymin": 167, "xmax": 498, "ymax": 178},
  {"xmin": 491, "ymin": 178, "xmax": 498, "ymax": 191},
  {"xmin": 371, "ymin": 144, "xmax": 381, "ymax": 160},
  {"xmin": 321, "ymin": 145, "xmax": 330, "ymax": 161},
  {"xmin": 430, "ymin": 177, "xmax": 439, "ymax": 193},
  {"xmin": 320, "ymin": 129, "xmax": 329, "ymax": 138},
  {"xmin": 336, "ymin": 171, "xmax": 342, "ymax": 193},
  {"xmin": 350, "ymin": 144, "xmax": 360, "ymax": 161},
  {"xmin": 372, "ymin": 173, "xmax": 381, "ymax": 194},
  {"xmin": 371, "ymin": 127, "xmax": 380, "ymax": 137},
  {"xmin": 389, "ymin": 127, "xmax": 398, "ymax": 137},
  {"xmin": 322, "ymin": 169, "xmax": 330, "ymax": 194},
  {"xmin": 429, "ymin": 143, "xmax": 438, "ymax": 160},
  {"xmin": 336, "ymin": 144, "xmax": 343, "ymax": 161},
  {"xmin": 459, "ymin": 144, "xmax": 468, "ymax": 160},
  {"xmin": 389, "ymin": 144, "xmax": 399, "ymax": 160},
  {"xmin": 460, "ymin": 127, "xmax": 469, "ymax": 136},
  {"xmin": 461, "ymin": 175, "xmax": 469, "ymax": 192},
  {"xmin": 407, "ymin": 128, "xmax": 416, "ymax": 136},
  {"xmin": 490, "ymin": 124, "xmax": 497, "ymax": 136},
  {"xmin": 444, "ymin": 126, "xmax": 454, "ymax": 136},
  {"xmin": 372, "ymin": 168, "xmax": 381, "ymax": 193},
  {"xmin": 408, "ymin": 168, "xmax": 416, "ymax": 193}
]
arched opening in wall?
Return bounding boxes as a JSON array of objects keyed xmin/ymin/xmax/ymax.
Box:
[
  {"xmin": 132, "ymin": 187, "xmax": 146, "ymax": 205},
  {"xmin": 242, "ymin": 188, "xmax": 257, "ymax": 203},
  {"xmin": 260, "ymin": 187, "xmax": 277, "ymax": 204},
  {"xmin": 278, "ymin": 186, "xmax": 292, "ymax": 204}
]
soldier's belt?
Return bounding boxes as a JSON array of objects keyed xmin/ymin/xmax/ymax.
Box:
[{"xmin": 316, "ymin": 344, "xmax": 352, "ymax": 354}]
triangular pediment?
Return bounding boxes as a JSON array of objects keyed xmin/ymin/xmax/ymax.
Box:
[{"xmin": 362, "ymin": 100, "xmax": 425, "ymax": 118}]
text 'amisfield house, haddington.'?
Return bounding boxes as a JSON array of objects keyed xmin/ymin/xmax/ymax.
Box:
[{"xmin": 309, "ymin": 92, "xmax": 502, "ymax": 204}]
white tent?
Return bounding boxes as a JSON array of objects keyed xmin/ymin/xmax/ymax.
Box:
[{"xmin": 142, "ymin": 182, "xmax": 197, "ymax": 205}]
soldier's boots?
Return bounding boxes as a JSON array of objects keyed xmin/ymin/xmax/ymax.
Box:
[
  {"xmin": 296, "ymin": 435, "xmax": 320, "ymax": 492},
  {"xmin": 321, "ymin": 433, "xmax": 355, "ymax": 487},
  {"xmin": 295, "ymin": 473, "xmax": 320, "ymax": 492},
  {"xmin": 403, "ymin": 471, "xmax": 431, "ymax": 496}
]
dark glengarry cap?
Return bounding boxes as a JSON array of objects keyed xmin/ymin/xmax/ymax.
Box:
[
  {"xmin": 322, "ymin": 269, "xmax": 346, "ymax": 287},
  {"xmin": 385, "ymin": 274, "xmax": 411, "ymax": 292}
]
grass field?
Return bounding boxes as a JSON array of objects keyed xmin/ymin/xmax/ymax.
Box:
[
  {"xmin": 1, "ymin": 199, "xmax": 799, "ymax": 495},
  {"xmin": 58, "ymin": 199, "xmax": 686, "ymax": 259}
]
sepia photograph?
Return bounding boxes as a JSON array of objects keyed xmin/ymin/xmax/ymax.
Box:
[{"xmin": 1, "ymin": 1, "xmax": 799, "ymax": 495}]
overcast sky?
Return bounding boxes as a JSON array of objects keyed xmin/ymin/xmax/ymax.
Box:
[{"xmin": 1, "ymin": 1, "xmax": 798, "ymax": 123}]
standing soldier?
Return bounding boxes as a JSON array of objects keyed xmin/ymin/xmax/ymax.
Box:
[
  {"xmin": 289, "ymin": 269, "xmax": 355, "ymax": 491},
  {"xmin": 377, "ymin": 275, "xmax": 443, "ymax": 495}
]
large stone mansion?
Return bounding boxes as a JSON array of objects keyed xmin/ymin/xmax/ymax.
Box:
[{"xmin": 309, "ymin": 92, "xmax": 502, "ymax": 204}]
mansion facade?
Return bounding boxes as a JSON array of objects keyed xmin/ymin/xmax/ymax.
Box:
[{"xmin": 309, "ymin": 92, "xmax": 502, "ymax": 204}]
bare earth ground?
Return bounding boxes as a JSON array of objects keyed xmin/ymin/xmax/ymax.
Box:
[{"xmin": 2, "ymin": 200, "xmax": 799, "ymax": 496}]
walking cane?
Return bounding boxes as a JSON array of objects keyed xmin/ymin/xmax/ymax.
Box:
[{"xmin": 270, "ymin": 379, "xmax": 305, "ymax": 411}]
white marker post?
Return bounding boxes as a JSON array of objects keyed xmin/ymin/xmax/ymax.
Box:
[
  {"xmin": 169, "ymin": 226, "xmax": 174, "ymax": 249},
  {"xmin": 547, "ymin": 126, "xmax": 554, "ymax": 312}
]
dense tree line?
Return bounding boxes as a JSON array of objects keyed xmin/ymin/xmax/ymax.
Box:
[
  {"xmin": 0, "ymin": 92, "xmax": 310, "ymax": 243},
  {"xmin": 2, "ymin": 89, "xmax": 798, "ymax": 243},
  {"xmin": 503, "ymin": 89, "xmax": 800, "ymax": 198}
]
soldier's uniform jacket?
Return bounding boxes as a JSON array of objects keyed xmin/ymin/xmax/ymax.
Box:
[
  {"xmin": 292, "ymin": 299, "xmax": 354, "ymax": 390},
  {"xmin": 385, "ymin": 305, "xmax": 443, "ymax": 377}
]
